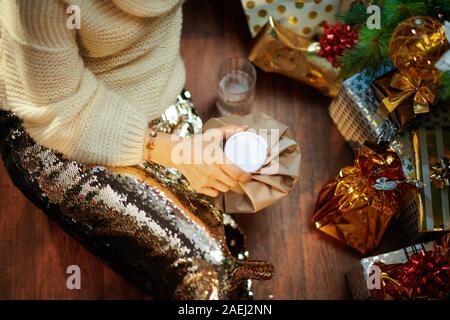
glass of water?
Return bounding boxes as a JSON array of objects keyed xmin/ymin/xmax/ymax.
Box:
[{"xmin": 217, "ymin": 58, "xmax": 257, "ymax": 115}]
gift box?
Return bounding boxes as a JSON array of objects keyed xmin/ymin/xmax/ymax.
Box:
[
  {"xmin": 396, "ymin": 107, "xmax": 450, "ymax": 238},
  {"xmin": 311, "ymin": 142, "xmax": 418, "ymax": 255},
  {"xmin": 249, "ymin": 17, "xmax": 341, "ymax": 96},
  {"xmin": 408, "ymin": 126, "xmax": 450, "ymax": 232},
  {"xmin": 346, "ymin": 241, "xmax": 435, "ymax": 300},
  {"xmin": 241, "ymin": 0, "xmax": 342, "ymax": 39},
  {"xmin": 203, "ymin": 113, "xmax": 301, "ymax": 214},
  {"xmin": 329, "ymin": 62, "xmax": 450, "ymax": 236},
  {"xmin": 328, "ymin": 63, "xmax": 397, "ymax": 148},
  {"xmin": 371, "ymin": 71, "xmax": 417, "ymax": 129}
]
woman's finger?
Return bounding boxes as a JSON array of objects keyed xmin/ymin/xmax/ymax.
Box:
[
  {"xmin": 220, "ymin": 162, "xmax": 252, "ymax": 182},
  {"xmin": 216, "ymin": 168, "xmax": 238, "ymax": 188},
  {"xmin": 209, "ymin": 180, "xmax": 230, "ymax": 193},
  {"xmin": 199, "ymin": 187, "xmax": 219, "ymax": 198}
]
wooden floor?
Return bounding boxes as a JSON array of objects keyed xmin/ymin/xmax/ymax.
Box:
[{"xmin": 0, "ymin": 0, "xmax": 410, "ymax": 300}]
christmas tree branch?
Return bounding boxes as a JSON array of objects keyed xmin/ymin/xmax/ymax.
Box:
[
  {"xmin": 440, "ymin": 71, "xmax": 450, "ymax": 101},
  {"xmin": 338, "ymin": 0, "xmax": 438, "ymax": 78}
]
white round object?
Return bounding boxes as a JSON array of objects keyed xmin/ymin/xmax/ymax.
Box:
[{"xmin": 224, "ymin": 131, "xmax": 268, "ymax": 173}]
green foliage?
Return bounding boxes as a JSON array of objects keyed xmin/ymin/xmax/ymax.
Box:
[
  {"xmin": 336, "ymin": 2, "xmax": 369, "ymax": 26},
  {"xmin": 429, "ymin": 0, "xmax": 450, "ymax": 20},
  {"xmin": 338, "ymin": 0, "xmax": 447, "ymax": 79},
  {"xmin": 440, "ymin": 72, "xmax": 450, "ymax": 102},
  {"xmin": 338, "ymin": 27, "xmax": 390, "ymax": 79},
  {"xmin": 382, "ymin": 0, "xmax": 429, "ymax": 28},
  {"xmin": 337, "ymin": 0, "xmax": 384, "ymax": 26}
]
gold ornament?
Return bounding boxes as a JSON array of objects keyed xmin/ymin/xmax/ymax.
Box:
[{"xmin": 389, "ymin": 16, "xmax": 449, "ymax": 81}]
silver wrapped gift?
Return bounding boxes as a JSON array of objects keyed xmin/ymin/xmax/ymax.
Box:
[
  {"xmin": 329, "ymin": 63, "xmax": 396, "ymax": 148},
  {"xmin": 345, "ymin": 241, "xmax": 435, "ymax": 300}
]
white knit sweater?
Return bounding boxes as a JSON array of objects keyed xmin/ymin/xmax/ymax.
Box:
[{"xmin": 0, "ymin": 0, "xmax": 185, "ymax": 165}]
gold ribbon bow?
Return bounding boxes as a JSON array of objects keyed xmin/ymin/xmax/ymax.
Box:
[
  {"xmin": 382, "ymin": 72, "xmax": 438, "ymax": 116},
  {"xmin": 430, "ymin": 157, "xmax": 450, "ymax": 189}
]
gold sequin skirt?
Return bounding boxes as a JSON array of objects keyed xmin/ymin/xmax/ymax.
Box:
[{"xmin": 0, "ymin": 91, "xmax": 273, "ymax": 300}]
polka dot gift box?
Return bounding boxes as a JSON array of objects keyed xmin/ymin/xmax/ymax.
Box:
[{"xmin": 242, "ymin": 0, "xmax": 342, "ymax": 39}]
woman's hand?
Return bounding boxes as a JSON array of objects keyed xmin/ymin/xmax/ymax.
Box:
[
  {"xmin": 144, "ymin": 125, "xmax": 251, "ymax": 197},
  {"xmin": 175, "ymin": 125, "xmax": 252, "ymax": 197}
]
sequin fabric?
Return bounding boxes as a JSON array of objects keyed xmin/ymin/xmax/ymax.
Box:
[{"xmin": 0, "ymin": 91, "xmax": 274, "ymax": 299}]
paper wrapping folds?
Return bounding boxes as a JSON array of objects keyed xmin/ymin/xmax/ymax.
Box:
[
  {"xmin": 249, "ymin": 17, "xmax": 340, "ymax": 96},
  {"xmin": 241, "ymin": 0, "xmax": 342, "ymax": 39},
  {"xmin": 346, "ymin": 242, "xmax": 434, "ymax": 300},
  {"xmin": 203, "ymin": 113, "xmax": 301, "ymax": 214},
  {"xmin": 411, "ymin": 126, "xmax": 450, "ymax": 232},
  {"xmin": 329, "ymin": 63, "xmax": 398, "ymax": 147},
  {"xmin": 311, "ymin": 142, "xmax": 411, "ymax": 255}
]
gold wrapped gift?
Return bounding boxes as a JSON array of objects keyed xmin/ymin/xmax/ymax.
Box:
[
  {"xmin": 372, "ymin": 71, "xmax": 439, "ymax": 128},
  {"xmin": 249, "ymin": 17, "xmax": 341, "ymax": 97},
  {"xmin": 371, "ymin": 71, "xmax": 416, "ymax": 128},
  {"xmin": 311, "ymin": 142, "xmax": 415, "ymax": 255},
  {"xmin": 412, "ymin": 126, "xmax": 450, "ymax": 232}
]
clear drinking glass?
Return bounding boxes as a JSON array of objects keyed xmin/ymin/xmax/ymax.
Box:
[{"xmin": 216, "ymin": 58, "xmax": 257, "ymax": 115}]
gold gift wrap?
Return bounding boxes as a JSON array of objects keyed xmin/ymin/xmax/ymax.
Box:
[
  {"xmin": 371, "ymin": 71, "xmax": 439, "ymax": 128},
  {"xmin": 371, "ymin": 72, "xmax": 416, "ymax": 128},
  {"xmin": 249, "ymin": 17, "xmax": 341, "ymax": 97},
  {"xmin": 311, "ymin": 143, "xmax": 409, "ymax": 255},
  {"xmin": 413, "ymin": 126, "xmax": 450, "ymax": 232}
]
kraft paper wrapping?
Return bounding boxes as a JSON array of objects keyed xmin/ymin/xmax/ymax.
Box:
[{"xmin": 203, "ymin": 113, "xmax": 301, "ymax": 214}]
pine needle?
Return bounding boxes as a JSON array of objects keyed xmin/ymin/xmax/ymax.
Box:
[
  {"xmin": 440, "ymin": 71, "xmax": 450, "ymax": 101},
  {"xmin": 336, "ymin": 2, "xmax": 368, "ymax": 26},
  {"xmin": 382, "ymin": 0, "xmax": 429, "ymax": 28},
  {"xmin": 336, "ymin": 0, "xmax": 385, "ymax": 26},
  {"xmin": 337, "ymin": 0, "xmax": 437, "ymax": 78},
  {"xmin": 428, "ymin": 0, "xmax": 450, "ymax": 20},
  {"xmin": 338, "ymin": 26, "xmax": 390, "ymax": 79}
]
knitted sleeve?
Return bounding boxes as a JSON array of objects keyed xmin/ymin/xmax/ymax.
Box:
[{"xmin": 0, "ymin": 0, "xmax": 149, "ymax": 166}]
